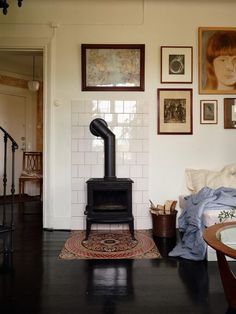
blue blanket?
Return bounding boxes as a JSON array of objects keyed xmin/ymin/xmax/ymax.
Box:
[{"xmin": 168, "ymin": 186, "xmax": 236, "ymax": 260}]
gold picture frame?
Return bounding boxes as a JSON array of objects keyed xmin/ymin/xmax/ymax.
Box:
[{"xmin": 198, "ymin": 27, "xmax": 236, "ymax": 94}]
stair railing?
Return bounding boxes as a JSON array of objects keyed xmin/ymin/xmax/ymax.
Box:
[{"xmin": 0, "ymin": 126, "xmax": 18, "ymax": 254}]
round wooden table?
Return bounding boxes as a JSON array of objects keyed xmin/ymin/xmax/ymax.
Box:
[{"xmin": 203, "ymin": 222, "xmax": 236, "ymax": 309}]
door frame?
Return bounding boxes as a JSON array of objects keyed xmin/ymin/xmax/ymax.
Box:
[{"xmin": 0, "ymin": 37, "xmax": 55, "ymax": 229}]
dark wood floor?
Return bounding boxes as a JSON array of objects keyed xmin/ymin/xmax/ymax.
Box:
[{"xmin": 0, "ymin": 198, "xmax": 236, "ymax": 314}]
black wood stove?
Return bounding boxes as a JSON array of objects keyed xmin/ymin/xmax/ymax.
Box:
[{"xmin": 84, "ymin": 118, "xmax": 134, "ymax": 240}]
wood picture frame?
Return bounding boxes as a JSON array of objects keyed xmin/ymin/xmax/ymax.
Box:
[
  {"xmin": 161, "ymin": 46, "xmax": 193, "ymax": 83},
  {"xmin": 200, "ymin": 100, "xmax": 218, "ymax": 124},
  {"xmin": 224, "ymin": 98, "xmax": 236, "ymax": 129},
  {"xmin": 198, "ymin": 27, "xmax": 236, "ymax": 94},
  {"xmin": 157, "ymin": 89, "xmax": 193, "ymax": 135},
  {"xmin": 81, "ymin": 44, "xmax": 145, "ymax": 91}
]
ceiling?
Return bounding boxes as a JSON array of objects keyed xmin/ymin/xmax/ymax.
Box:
[{"xmin": 0, "ymin": 50, "xmax": 43, "ymax": 80}]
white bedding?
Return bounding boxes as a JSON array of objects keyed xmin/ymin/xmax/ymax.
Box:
[
  {"xmin": 179, "ymin": 195, "xmax": 236, "ymax": 227},
  {"xmin": 180, "ymin": 164, "xmax": 236, "ymax": 260},
  {"xmin": 202, "ymin": 208, "xmax": 236, "ymax": 227},
  {"xmin": 185, "ymin": 163, "xmax": 236, "ymax": 194},
  {"xmin": 178, "ymin": 193, "xmax": 236, "ymax": 260}
]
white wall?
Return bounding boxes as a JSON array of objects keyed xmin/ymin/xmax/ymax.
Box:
[{"xmin": 0, "ymin": 0, "xmax": 236, "ymax": 229}]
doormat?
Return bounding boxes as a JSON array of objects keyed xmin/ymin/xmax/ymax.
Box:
[{"xmin": 59, "ymin": 230, "xmax": 161, "ymax": 260}]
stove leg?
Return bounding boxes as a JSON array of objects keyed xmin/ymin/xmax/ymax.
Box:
[
  {"xmin": 129, "ymin": 220, "xmax": 135, "ymax": 240},
  {"xmin": 84, "ymin": 220, "xmax": 92, "ymax": 241}
]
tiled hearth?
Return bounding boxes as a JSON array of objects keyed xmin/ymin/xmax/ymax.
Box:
[{"xmin": 71, "ymin": 99, "xmax": 150, "ymax": 230}]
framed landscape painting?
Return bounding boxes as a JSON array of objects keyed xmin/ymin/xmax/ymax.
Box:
[
  {"xmin": 157, "ymin": 89, "xmax": 193, "ymax": 135},
  {"xmin": 81, "ymin": 44, "xmax": 145, "ymax": 91},
  {"xmin": 161, "ymin": 46, "xmax": 193, "ymax": 83},
  {"xmin": 198, "ymin": 27, "xmax": 236, "ymax": 94}
]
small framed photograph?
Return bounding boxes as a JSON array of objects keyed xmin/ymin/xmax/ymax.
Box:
[
  {"xmin": 198, "ymin": 27, "xmax": 236, "ymax": 94},
  {"xmin": 157, "ymin": 89, "xmax": 193, "ymax": 135},
  {"xmin": 161, "ymin": 46, "xmax": 193, "ymax": 83},
  {"xmin": 224, "ymin": 98, "xmax": 236, "ymax": 129},
  {"xmin": 81, "ymin": 44, "xmax": 145, "ymax": 91},
  {"xmin": 200, "ymin": 100, "xmax": 218, "ymax": 124}
]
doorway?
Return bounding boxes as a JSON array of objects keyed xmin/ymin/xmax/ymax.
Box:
[{"xmin": 0, "ymin": 50, "xmax": 43, "ymax": 198}]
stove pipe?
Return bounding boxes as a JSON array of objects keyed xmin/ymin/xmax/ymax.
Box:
[{"xmin": 90, "ymin": 118, "xmax": 116, "ymax": 180}]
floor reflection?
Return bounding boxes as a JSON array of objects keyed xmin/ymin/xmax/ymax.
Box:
[
  {"xmin": 226, "ymin": 307, "xmax": 236, "ymax": 314},
  {"xmin": 86, "ymin": 260, "xmax": 134, "ymax": 313},
  {"xmin": 178, "ymin": 258, "xmax": 209, "ymax": 307},
  {"xmin": 0, "ymin": 253, "xmax": 13, "ymax": 273},
  {"xmin": 153, "ymin": 235, "xmax": 177, "ymax": 258}
]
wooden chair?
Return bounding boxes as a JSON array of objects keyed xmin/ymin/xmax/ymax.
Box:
[{"xmin": 19, "ymin": 152, "xmax": 43, "ymax": 197}]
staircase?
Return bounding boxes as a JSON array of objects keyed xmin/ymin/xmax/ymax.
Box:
[{"xmin": 0, "ymin": 126, "xmax": 18, "ymax": 257}]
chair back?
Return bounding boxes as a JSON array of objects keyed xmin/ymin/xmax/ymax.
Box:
[{"xmin": 22, "ymin": 152, "xmax": 42, "ymax": 174}]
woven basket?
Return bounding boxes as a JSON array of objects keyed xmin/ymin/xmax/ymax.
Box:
[{"xmin": 151, "ymin": 210, "xmax": 177, "ymax": 237}]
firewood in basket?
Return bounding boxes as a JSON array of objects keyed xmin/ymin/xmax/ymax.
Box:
[
  {"xmin": 170, "ymin": 200, "xmax": 177, "ymax": 211},
  {"xmin": 149, "ymin": 199, "xmax": 156, "ymax": 209},
  {"xmin": 164, "ymin": 200, "xmax": 177, "ymax": 214}
]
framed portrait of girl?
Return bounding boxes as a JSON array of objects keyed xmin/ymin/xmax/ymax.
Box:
[{"xmin": 199, "ymin": 27, "xmax": 236, "ymax": 94}]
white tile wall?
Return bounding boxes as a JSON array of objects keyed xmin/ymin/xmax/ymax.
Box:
[{"xmin": 71, "ymin": 99, "xmax": 150, "ymax": 230}]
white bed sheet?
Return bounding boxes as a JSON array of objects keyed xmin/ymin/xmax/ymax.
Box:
[
  {"xmin": 178, "ymin": 195, "xmax": 236, "ymax": 227},
  {"xmin": 203, "ymin": 209, "xmax": 223, "ymax": 227}
]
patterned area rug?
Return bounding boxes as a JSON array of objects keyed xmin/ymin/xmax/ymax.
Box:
[{"xmin": 59, "ymin": 230, "xmax": 161, "ymax": 260}]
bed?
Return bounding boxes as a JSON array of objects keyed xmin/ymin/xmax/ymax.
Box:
[{"xmin": 170, "ymin": 163, "xmax": 236, "ymax": 261}]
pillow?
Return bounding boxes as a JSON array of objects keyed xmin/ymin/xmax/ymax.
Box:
[
  {"xmin": 185, "ymin": 164, "xmax": 236, "ymax": 193},
  {"xmin": 185, "ymin": 168, "xmax": 214, "ymax": 193},
  {"xmin": 221, "ymin": 163, "xmax": 236, "ymax": 175},
  {"xmin": 206, "ymin": 172, "xmax": 236, "ymax": 189}
]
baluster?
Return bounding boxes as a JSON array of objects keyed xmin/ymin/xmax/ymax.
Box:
[
  {"xmin": 3, "ymin": 133, "xmax": 8, "ymax": 226},
  {"xmin": 0, "ymin": 126, "xmax": 18, "ymax": 257},
  {"xmin": 10, "ymin": 143, "xmax": 17, "ymax": 229}
]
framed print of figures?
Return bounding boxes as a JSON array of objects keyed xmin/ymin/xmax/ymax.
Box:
[
  {"xmin": 198, "ymin": 27, "xmax": 236, "ymax": 94},
  {"xmin": 81, "ymin": 44, "xmax": 145, "ymax": 91},
  {"xmin": 157, "ymin": 89, "xmax": 192, "ymax": 134},
  {"xmin": 200, "ymin": 100, "xmax": 218, "ymax": 124},
  {"xmin": 161, "ymin": 46, "xmax": 193, "ymax": 83},
  {"xmin": 224, "ymin": 98, "xmax": 236, "ymax": 128}
]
